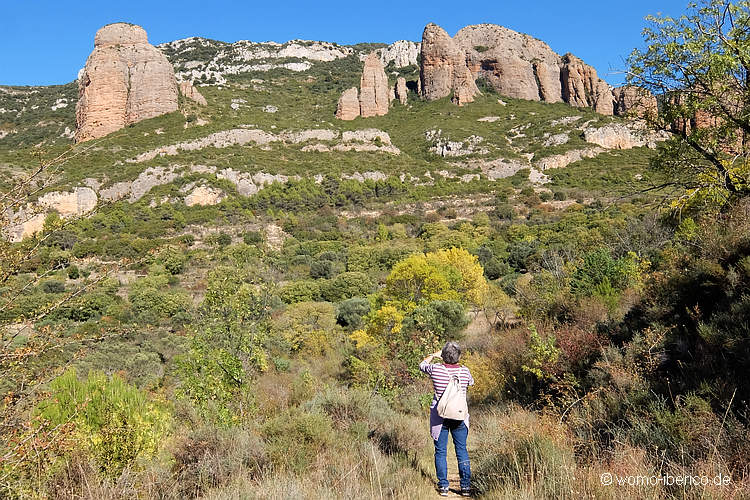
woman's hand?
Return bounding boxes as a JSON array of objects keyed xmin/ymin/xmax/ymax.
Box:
[{"xmin": 422, "ymin": 350, "xmax": 443, "ymax": 364}]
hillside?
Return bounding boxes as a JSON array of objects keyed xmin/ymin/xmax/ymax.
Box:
[{"xmin": 0, "ymin": 31, "xmax": 662, "ymax": 241}]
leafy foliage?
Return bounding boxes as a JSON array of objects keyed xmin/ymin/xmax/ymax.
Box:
[
  {"xmin": 628, "ymin": 0, "xmax": 750, "ymax": 208},
  {"xmin": 36, "ymin": 369, "xmax": 170, "ymax": 477}
]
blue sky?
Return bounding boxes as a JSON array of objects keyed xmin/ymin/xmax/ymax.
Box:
[{"xmin": 2, "ymin": 0, "xmax": 689, "ymax": 86}]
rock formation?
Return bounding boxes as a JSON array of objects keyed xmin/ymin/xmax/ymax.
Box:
[
  {"xmin": 5, "ymin": 187, "xmax": 98, "ymax": 242},
  {"xmin": 420, "ymin": 24, "xmax": 479, "ymax": 105},
  {"xmin": 454, "ymin": 24, "xmax": 561, "ymax": 103},
  {"xmin": 179, "ymin": 81, "xmax": 207, "ymax": 106},
  {"xmin": 377, "ymin": 40, "xmax": 421, "ymax": 68},
  {"xmin": 560, "ymin": 55, "xmax": 613, "ymax": 115},
  {"xmin": 38, "ymin": 187, "xmax": 98, "ymax": 217},
  {"xmin": 185, "ymin": 185, "xmax": 223, "ymax": 206},
  {"xmin": 359, "ymin": 53, "xmax": 390, "ymax": 118},
  {"xmin": 395, "ymin": 77, "xmax": 408, "ymax": 105},
  {"xmin": 336, "ymin": 87, "xmax": 360, "ymax": 121},
  {"xmin": 75, "ymin": 23, "xmax": 179, "ymax": 143},
  {"xmin": 335, "ymin": 53, "xmax": 391, "ymax": 120},
  {"xmin": 421, "ymin": 23, "xmax": 619, "ymax": 114},
  {"xmin": 584, "ymin": 123, "xmax": 669, "ymax": 150},
  {"xmin": 613, "ymin": 86, "xmax": 657, "ymax": 118}
]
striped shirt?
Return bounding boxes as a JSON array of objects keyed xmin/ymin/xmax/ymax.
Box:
[{"xmin": 419, "ymin": 360, "xmax": 474, "ymax": 440}]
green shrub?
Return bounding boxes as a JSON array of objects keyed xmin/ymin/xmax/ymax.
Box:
[
  {"xmin": 310, "ymin": 259, "xmax": 334, "ymax": 279},
  {"xmin": 336, "ymin": 297, "xmax": 371, "ymax": 329},
  {"xmin": 40, "ymin": 280, "xmax": 65, "ymax": 294},
  {"xmin": 507, "ymin": 240, "xmax": 537, "ymax": 272},
  {"xmin": 207, "ymin": 232, "xmax": 232, "ymax": 248},
  {"xmin": 271, "ymin": 301, "xmax": 337, "ymax": 353},
  {"xmin": 320, "ymin": 272, "xmax": 373, "ymax": 302},
  {"xmin": 262, "ymin": 408, "xmax": 333, "ymax": 473},
  {"xmin": 553, "ymin": 190, "xmax": 567, "ymax": 201},
  {"xmin": 279, "ymin": 280, "xmax": 321, "ymax": 304},
  {"xmin": 67, "ymin": 265, "xmax": 80, "ymax": 279},
  {"xmin": 36, "ymin": 369, "xmax": 170, "ymax": 477},
  {"xmin": 403, "ymin": 300, "xmax": 469, "ymax": 340},
  {"xmin": 493, "ymin": 202, "xmax": 514, "ymax": 220},
  {"xmin": 570, "ymin": 248, "xmax": 640, "ymax": 297},
  {"xmin": 242, "ymin": 231, "xmax": 263, "ymax": 245},
  {"xmin": 179, "ymin": 234, "xmax": 196, "ymax": 246},
  {"xmin": 129, "ymin": 273, "xmax": 192, "ymax": 323},
  {"xmin": 160, "ymin": 246, "xmax": 187, "ymax": 275},
  {"xmin": 178, "ymin": 267, "xmax": 272, "ymax": 425},
  {"xmin": 64, "ymin": 292, "xmax": 117, "ymax": 322}
]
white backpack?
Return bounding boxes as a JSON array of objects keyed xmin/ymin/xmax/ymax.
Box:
[{"xmin": 437, "ymin": 372, "xmax": 468, "ymax": 420}]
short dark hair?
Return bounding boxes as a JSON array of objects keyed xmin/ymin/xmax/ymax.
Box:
[{"xmin": 442, "ymin": 341, "xmax": 461, "ymax": 364}]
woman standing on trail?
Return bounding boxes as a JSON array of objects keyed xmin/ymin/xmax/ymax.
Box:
[{"xmin": 419, "ymin": 341, "xmax": 474, "ymax": 497}]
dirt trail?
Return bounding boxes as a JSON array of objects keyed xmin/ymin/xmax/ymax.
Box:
[
  {"xmin": 420, "ymin": 440, "xmax": 468, "ymax": 498},
  {"xmin": 445, "ymin": 447, "xmax": 464, "ymax": 497}
]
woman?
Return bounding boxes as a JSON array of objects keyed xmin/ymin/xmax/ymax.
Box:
[{"xmin": 419, "ymin": 341, "xmax": 474, "ymax": 497}]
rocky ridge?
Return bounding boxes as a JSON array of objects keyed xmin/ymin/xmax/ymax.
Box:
[
  {"xmin": 163, "ymin": 38, "xmax": 420, "ymax": 86},
  {"xmin": 5, "ymin": 114, "xmax": 666, "ymax": 242},
  {"xmin": 423, "ymin": 23, "xmax": 655, "ymax": 116},
  {"xmin": 130, "ymin": 127, "xmax": 400, "ymax": 162}
]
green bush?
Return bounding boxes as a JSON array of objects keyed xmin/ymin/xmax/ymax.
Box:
[
  {"xmin": 309, "ymin": 259, "xmax": 334, "ymax": 279},
  {"xmin": 36, "ymin": 369, "xmax": 170, "ymax": 477},
  {"xmin": 507, "ymin": 240, "xmax": 537, "ymax": 272},
  {"xmin": 570, "ymin": 248, "xmax": 639, "ymax": 297},
  {"xmin": 67, "ymin": 265, "xmax": 80, "ymax": 279},
  {"xmin": 242, "ymin": 231, "xmax": 264, "ymax": 244},
  {"xmin": 271, "ymin": 301, "xmax": 337, "ymax": 353},
  {"xmin": 160, "ymin": 246, "xmax": 187, "ymax": 275},
  {"xmin": 178, "ymin": 267, "xmax": 272, "ymax": 425},
  {"xmin": 129, "ymin": 273, "xmax": 192, "ymax": 323},
  {"xmin": 493, "ymin": 202, "xmax": 514, "ymax": 221},
  {"xmin": 279, "ymin": 280, "xmax": 321, "ymax": 304},
  {"xmin": 64, "ymin": 292, "xmax": 117, "ymax": 322},
  {"xmin": 320, "ymin": 272, "xmax": 373, "ymax": 302},
  {"xmin": 336, "ymin": 297, "xmax": 371, "ymax": 329},
  {"xmin": 40, "ymin": 280, "xmax": 65, "ymax": 294},
  {"xmin": 403, "ymin": 300, "xmax": 469, "ymax": 340},
  {"xmin": 261, "ymin": 408, "xmax": 333, "ymax": 473},
  {"xmin": 207, "ymin": 232, "xmax": 232, "ymax": 248}
]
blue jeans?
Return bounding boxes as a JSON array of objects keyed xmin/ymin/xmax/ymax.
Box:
[{"xmin": 434, "ymin": 419, "xmax": 471, "ymax": 490}]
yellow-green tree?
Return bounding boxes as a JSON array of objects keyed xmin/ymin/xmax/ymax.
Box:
[{"xmin": 385, "ymin": 247, "xmax": 487, "ymax": 310}]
